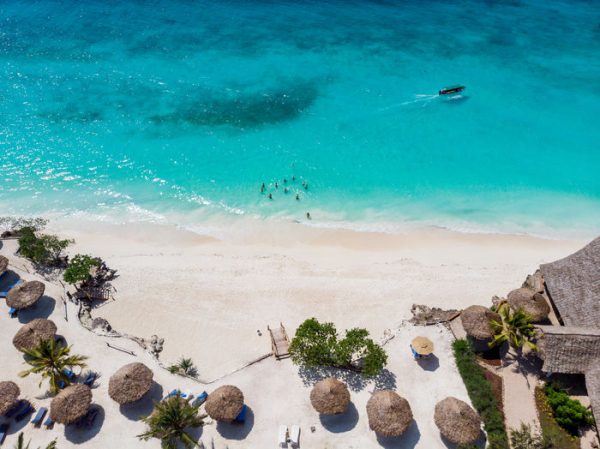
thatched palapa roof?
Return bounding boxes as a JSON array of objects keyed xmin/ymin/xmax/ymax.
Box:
[
  {"xmin": 50, "ymin": 384, "xmax": 92, "ymax": 424},
  {"xmin": 0, "ymin": 381, "xmax": 20, "ymax": 415},
  {"xmin": 6, "ymin": 280, "xmax": 45, "ymax": 310},
  {"xmin": 366, "ymin": 390, "xmax": 413, "ymax": 437},
  {"xmin": 109, "ymin": 363, "xmax": 153, "ymax": 405},
  {"xmin": 0, "ymin": 255, "xmax": 8, "ymax": 276},
  {"xmin": 205, "ymin": 385, "xmax": 244, "ymax": 422},
  {"xmin": 434, "ymin": 397, "xmax": 481, "ymax": 444},
  {"xmin": 507, "ymin": 288, "xmax": 550, "ymax": 322},
  {"xmin": 460, "ymin": 305, "xmax": 500, "ymax": 340},
  {"xmin": 540, "ymin": 237, "xmax": 600, "ymax": 327},
  {"xmin": 536, "ymin": 325, "xmax": 600, "ymax": 374},
  {"xmin": 310, "ymin": 377, "xmax": 350, "ymax": 415},
  {"xmin": 411, "ymin": 336, "xmax": 434, "ymax": 355},
  {"xmin": 12, "ymin": 319, "xmax": 57, "ymax": 352}
]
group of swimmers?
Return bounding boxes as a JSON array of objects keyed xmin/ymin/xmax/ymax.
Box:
[{"xmin": 260, "ymin": 175, "xmax": 311, "ymax": 219}]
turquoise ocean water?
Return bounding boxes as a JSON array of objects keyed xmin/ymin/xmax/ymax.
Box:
[{"xmin": 1, "ymin": 0, "xmax": 599, "ymax": 237}]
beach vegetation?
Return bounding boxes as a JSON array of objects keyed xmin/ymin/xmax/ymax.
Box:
[
  {"xmin": 17, "ymin": 227, "xmax": 72, "ymax": 267},
  {"xmin": 138, "ymin": 396, "xmax": 205, "ymax": 449},
  {"xmin": 509, "ymin": 423, "xmax": 545, "ymax": 449},
  {"xmin": 535, "ymin": 387, "xmax": 581, "ymax": 448},
  {"xmin": 167, "ymin": 357, "xmax": 198, "ymax": 378},
  {"xmin": 488, "ymin": 302, "xmax": 537, "ymax": 351},
  {"xmin": 289, "ymin": 318, "xmax": 387, "ymax": 377},
  {"xmin": 0, "ymin": 216, "xmax": 48, "ymax": 235},
  {"xmin": 63, "ymin": 254, "xmax": 101, "ymax": 286},
  {"xmin": 452, "ymin": 339, "xmax": 509, "ymax": 449},
  {"xmin": 19, "ymin": 339, "xmax": 88, "ymax": 395},
  {"xmin": 542, "ymin": 382, "xmax": 593, "ymax": 435},
  {"xmin": 13, "ymin": 432, "xmax": 57, "ymax": 449}
]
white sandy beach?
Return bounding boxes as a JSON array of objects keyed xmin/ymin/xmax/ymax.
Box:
[{"xmin": 0, "ymin": 220, "xmax": 587, "ymax": 449}]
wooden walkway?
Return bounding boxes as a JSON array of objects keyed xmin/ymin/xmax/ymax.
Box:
[{"xmin": 268, "ymin": 323, "xmax": 290, "ymax": 360}]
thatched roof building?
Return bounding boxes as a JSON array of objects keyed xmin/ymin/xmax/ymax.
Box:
[
  {"xmin": 434, "ymin": 397, "xmax": 481, "ymax": 445},
  {"xmin": 460, "ymin": 305, "xmax": 500, "ymax": 340},
  {"xmin": 537, "ymin": 326, "xmax": 600, "ymax": 374},
  {"xmin": 12, "ymin": 319, "xmax": 57, "ymax": 352},
  {"xmin": 540, "ymin": 236, "xmax": 600, "ymax": 327},
  {"xmin": 0, "ymin": 255, "xmax": 8, "ymax": 276},
  {"xmin": 6, "ymin": 280, "xmax": 45, "ymax": 310},
  {"xmin": 50, "ymin": 384, "xmax": 92, "ymax": 424},
  {"xmin": 507, "ymin": 288, "xmax": 550, "ymax": 322},
  {"xmin": 366, "ymin": 390, "xmax": 413, "ymax": 437},
  {"xmin": 310, "ymin": 378, "xmax": 350, "ymax": 415},
  {"xmin": 205, "ymin": 385, "xmax": 244, "ymax": 422},
  {"xmin": 109, "ymin": 363, "xmax": 153, "ymax": 405},
  {"xmin": 0, "ymin": 381, "xmax": 20, "ymax": 415}
]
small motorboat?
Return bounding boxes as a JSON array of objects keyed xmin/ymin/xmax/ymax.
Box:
[{"xmin": 439, "ymin": 85, "xmax": 465, "ymax": 95}]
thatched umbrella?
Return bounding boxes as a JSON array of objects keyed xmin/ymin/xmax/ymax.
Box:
[
  {"xmin": 434, "ymin": 397, "xmax": 481, "ymax": 445},
  {"xmin": 411, "ymin": 336, "xmax": 434, "ymax": 356},
  {"xmin": 507, "ymin": 288, "xmax": 550, "ymax": 322},
  {"xmin": 6, "ymin": 280, "xmax": 45, "ymax": 310},
  {"xmin": 50, "ymin": 384, "xmax": 92, "ymax": 425},
  {"xmin": 109, "ymin": 362, "xmax": 153, "ymax": 405},
  {"xmin": 205, "ymin": 385, "xmax": 244, "ymax": 422},
  {"xmin": 310, "ymin": 377, "xmax": 350, "ymax": 415},
  {"xmin": 366, "ymin": 390, "xmax": 413, "ymax": 437},
  {"xmin": 461, "ymin": 305, "xmax": 501, "ymax": 340},
  {"xmin": 0, "ymin": 381, "xmax": 20, "ymax": 415},
  {"xmin": 0, "ymin": 255, "xmax": 8, "ymax": 276},
  {"xmin": 12, "ymin": 319, "xmax": 57, "ymax": 352}
]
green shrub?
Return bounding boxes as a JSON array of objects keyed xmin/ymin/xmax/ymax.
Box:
[
  {"xmin": 543, "ymin": 382, "xmax": 594, "ymax": 435},
  {"xmin": 535, "ymin": 387, "xmax": 580, "ymax": 449},
  {"xmin": 289, "ymin": 318, "xmax": 387, "ymax": 377},
  {"xmin": 18, "ymin": 227, "xmax": 72, "ymax": 266},
  {"xmin": 63, "ymin": 254, "xmax": 101, "ymax": 285},
  {"xmin": 452, "ymin": 339, "xmax": 509, "ymax": 449}
]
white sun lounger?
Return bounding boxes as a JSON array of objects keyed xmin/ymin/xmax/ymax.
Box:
[
  {"xmin": 290, "ymin": 425, "xmax": 300, "ymax": 447},
  {"xmin": 278, "ymin": 425, "xmax": 288, "ymax": 447}
]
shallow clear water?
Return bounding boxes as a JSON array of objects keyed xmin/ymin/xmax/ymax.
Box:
[{"xmin": 1, "ymin": 0, "xmax": 599, "ymax": 237}]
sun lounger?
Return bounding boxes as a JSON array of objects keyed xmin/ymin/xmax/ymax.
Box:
[
  {"xmin": 0, "ymin": 423, "xmax": 9, "ymax": 445},
  {"xmin": 31, "ymin": 407, "xmax": 47, "ymax": 426},
  {"xmin": 290, "ymin": 425, "xmax": 300, "ymax": 447},
  {"xmin": 234, "ymin": 404, "xmax": 247, "ymax": 423},
  {"xmin": 43, "ymin": 415, "xmax": 54, "ymax": 428},
  {"xmin": 57, "ymin": 379, "xmax": 66, "ymax": 389},
  {"xmin": 83, "ymin": 372, "xmax": 97, "ymax": 387},
  {"xmin": 4, "ymin": 400, "xmax": 26, "ymax": 418},
  {"xmin": 0, "ymin": 279, "xmax": 23, "ymax": 298},
  {"xmin": 63, "ymin": 369, "xmax": 76, "ymax": 380},
  {"xmin": 8, "ymin": 307, "xmax": 17, "ymax": 318},
  {"xmin": 193, "ymin": 391, "xmax": 208, "ymax": 406},
  {"xmin": 278, "ymin": 425, "xmax": 288, "ymax": 448},
  {"xmin": 15, "ymin": 401, "xmax": 34, "ymax": 422}
]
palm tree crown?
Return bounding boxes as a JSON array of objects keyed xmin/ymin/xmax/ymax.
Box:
[
  {"xmin": 19, "ymin": 338, "xmax": 87, "ymax": 394},
  {"xmin": 138, "ymin": 396, "xmax": 205, "ymax": 449},
  {"xmin": 14, "ymin": 432, "xmax": 57, "ymax": 449},
  {"xmin": 489, "ymin": 302, "xmax": 537, "ymax": 350}
]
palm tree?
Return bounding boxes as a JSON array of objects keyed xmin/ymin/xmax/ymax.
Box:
[
  {"xmin": 489, "ymin": 302, "xmax": 537, "ymax": 351},
  {"xmin": 19, "ymin": 339, "xmax": 88, "ymax": 394},
  {"xmin": 167, "ymin": 357, "xmax": 198, "ymax": 378},
  {"xmin": 138, "ymin": 396, "xmax": 205, "ymax": 449},
  {"xmin": 14, "ymin": 432, "xmax": 57, "ymax": 449}
]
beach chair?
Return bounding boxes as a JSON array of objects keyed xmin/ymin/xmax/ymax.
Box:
[
  {"xmin": 0, "ymin": 423, "xmax": 9, "ymax": 445},
  {"xmin": 0, "ymin": 279, "xmax": 23, "ymax": 298},
  {"xmin": 83, "ymin": 372, "xmax": 97, "ymax": 387},
  {"xmin": 278, "ymin": 425, "xmax": 288, "ymax": 448},
  {"xmin": 8, "ymin": 307, "xmax": 17, "ymax": 318},
  {"xmin": 43, "ymin": 415, "xmax": 54, "ymax": 428},
  {"xmin": 290, "ymin": 425, "xmax": 300, "ymax": 448},
  {"xmin": 63, "ymin": 368, "xmax": 76, "ymax": 380},
  {"xmin": 166, "ymin": 389, "xmax": 179, "ymax": 399},
  {"xmin": 57, "ymin": 379, "xmax": 66, "ymax": 390},
  {"xmin": 15, "ymin": 401, "xmax": 34, "ymax": 422},
  {"xmin": 4, "ymin": 400, "xmax": 26, "ymax": 418},
  {"xmin": 182, "ymin": 391, "xmax": 193, "ymax": 400},
  {"xmin": 31, "ymin": 407, "xmax": 47, "ymax": 426},
  {"xmin": 192, "ymin": 391, "xmax": 208, "ymax": 406},
  {"xmin": 234, "ymin": 404, "xmax": 247, "ymax": 424}
]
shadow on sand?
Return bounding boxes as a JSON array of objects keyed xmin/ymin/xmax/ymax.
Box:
[
  {"xmin": 320, "ymin": 401, "xmax": 359, "ymax": 433},
  {"xmin": 298, "ymin": 367, "xmax": 396, "ymax": 392},
  {"xmin": 215, "ymin": 406, "xmax": 254, "ymax": 440},
  {"xmin": 376, "ymin": 420, "xmax": 421, "ymax": 449},
  {"xmin": 119, "ymin": 382, "xmax": 164, "ymax": 421},
  {"xmin": 417, "ymin": 354, "xmax": 440, "ymax": 372},
  {"xmin": 65, "ymin": 405, "xmax": 105, "ymax": 443},
  {"xmin": 17, "ymin": 295, "xmax": 56, "ymax": 322}
]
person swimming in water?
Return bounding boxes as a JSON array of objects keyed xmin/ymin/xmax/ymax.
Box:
[
  {"xmin": 292, "ymin": 176, "xmax": 296, "ymax": 182},
  {"xmin": 275, "ymin": 182, "xmax": 278, "ymax": 189},
  {"xmin": 304, "ymin": 183, "xmax": 308, "ymax": 190},
  {"xmin": 283, "ymin": 178, "xmax": 287, "ymax": 184},
  {"xmin": 306, "ymin": 212, "xmax": 311, "ymax": 220},
  {"xmin": 268, "ymin": 193, "xmax": 273, "ymax": 200},
  {"xmin": 260, "ymin": 183, "xmax": 265, "ymax": 193},
  {"xmin": 284, "ymin": 187, "xmax": 289, "ymax": 193},
  {"xmin": 296, "ymin": 193, "xmax": 300, "ymax": 201}
]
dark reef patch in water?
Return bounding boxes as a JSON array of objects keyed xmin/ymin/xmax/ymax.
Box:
[{"xmin": 150, "ymin": 81, "xmax": 318, "ymax": 129}]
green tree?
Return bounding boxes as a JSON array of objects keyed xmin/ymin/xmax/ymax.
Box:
[
  {"xmin": 289, "ymin": 318, "xmax": 387, "ymax": 377},
  {"xmin": 489, "ymin": 303, "xmax": 537, "ymax": 351},
  {"xmin": 19, "ymin": 339, "xmax": 88, "ymax": 394},
  {"xmin": 17, "ymin": 227, "xmax": 72, "ymax": 266},
  {"xmin": 63, "ymin": 254, "xmax": 101, "ymax": 286},
  {"xmin": 138, "ymin": 396, "xmax": 205, "ymax": 449},
  {"xmin": 543, "ymin": 383, "xmax": 594, "ymax": 435},
  {"xmin": 13, "ymin": 433, "xmax": 57, "ymax": 449}
]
